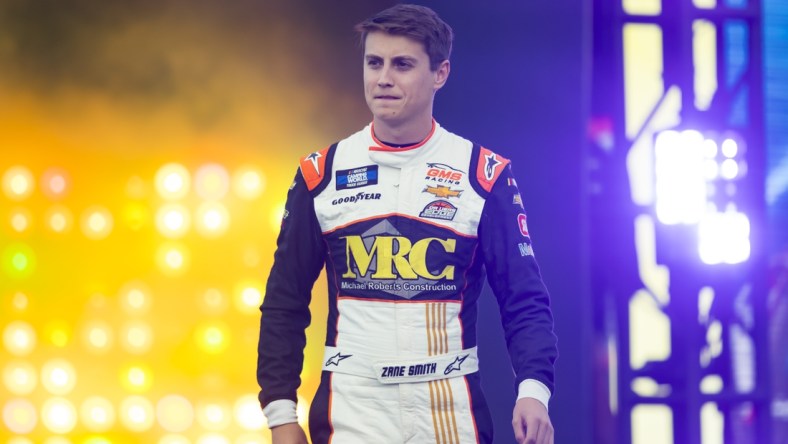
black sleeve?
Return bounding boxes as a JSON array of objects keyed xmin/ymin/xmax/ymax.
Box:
[
  {"xmin": 257, "ymin": 168, "xmax": 326, "ymax": 407},
  {"xmin": 478, "ymin": 164, "xmax": 558, "ymax": 394}
]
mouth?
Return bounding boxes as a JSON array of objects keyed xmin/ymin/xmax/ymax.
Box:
[{"xmin": 374, "ymin": 95, "xmax": 400, "ymax": 100}]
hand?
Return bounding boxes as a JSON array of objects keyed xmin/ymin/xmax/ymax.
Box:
[
  {"xmin": 512, "ymin": 397, "xmax": 554, "ymax": 444},
  {"xmin": 271, "ymin": 422, "xmax": 308, "ymax": 444}
]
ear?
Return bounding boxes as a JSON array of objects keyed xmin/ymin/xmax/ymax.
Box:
[{"xmin": 433, "ymin": 60, "xmax": 450, "ymax": 91}]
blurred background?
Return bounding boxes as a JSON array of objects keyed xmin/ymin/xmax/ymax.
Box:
[{"xmin": 0, "ymin": 0, "xmax": 786, "ymax": 443}]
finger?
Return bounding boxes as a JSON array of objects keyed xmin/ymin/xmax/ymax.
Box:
[
  {"xmin": 512, "ymin": 415, "xmax": 526, "ymax": 443},
  {"xmin": 523, "ymin": 418, "xmax": 540, "ymax": 444}
]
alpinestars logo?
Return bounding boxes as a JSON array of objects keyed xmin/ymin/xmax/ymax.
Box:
[
  {"xmin": 484, "ymin": 152, "xmax": 502, "ymax": 181},
  {"xmin": 444, "ymin": 354, "xmax": 469, "ymax": 375},
  {"xmin": 325, "ymin": 352, "xmax": 352, "ymax": 366},
  {"xmin": 306, "ymin": 151, "xmax": 322, "ymax": 176}
]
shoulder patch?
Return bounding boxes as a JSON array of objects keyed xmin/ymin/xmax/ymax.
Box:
[
  {"xmin": 475, "ymin": 147, "xmax": 510, "ymax": 193},
  {"xmin": 299, "ymin": 146, "xmax": 330, "ymax": 191}
]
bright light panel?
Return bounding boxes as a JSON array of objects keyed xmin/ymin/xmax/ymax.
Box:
[
  {"xmin": 3, "ymin": 320, "xmax": 36, "ymax": 356},
  {"xmin": 42, "ymin": 397, "xmax": 78, "ymax": 434},
  {"xmin": 2, "ymin": 166, "xmax": 35, "ymax": 201},
  {"xmin": 655, "ymin": 130, "xmax": 707, "ymax": 224},
  {"xmin": 698, "ymin": 209, "xmax": 750, "ymax": 264},
  {"xmin": 155, "ymin": 163, "xmax": 191, "ymax": 200},
  {"xmin": 81, "ymin": 396, "xmax": 116, "ymax": 431}
]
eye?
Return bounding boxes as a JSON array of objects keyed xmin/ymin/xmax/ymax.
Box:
[
  {"xmin": 395, "ymin": 60, "xmax": 413, "ymax": 70},
  {"xmin": 366, "ymin": 59, "xmax": 382, "ymax": 68}
]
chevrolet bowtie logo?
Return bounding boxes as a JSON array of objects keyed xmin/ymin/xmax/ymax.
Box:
[
  {"xmin": 325, "ymin": 352, "xmax": 352, "ymax": 366},
  {"xmin": 423, "ymin": 185, "xmax": 463, "ymax": 199},
  {"xmin": 444, "ymin": 354, "xmax": 469, "ymax": 375}
]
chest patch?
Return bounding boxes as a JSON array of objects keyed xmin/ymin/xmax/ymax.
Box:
[{"xmin": 336, "ymin": 165, "xmax": 379, "ymax": 190}]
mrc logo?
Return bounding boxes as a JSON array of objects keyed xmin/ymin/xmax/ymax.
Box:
[{"xmin": 341, "ymin": 235, "xmax": 456, "ymax": 280}]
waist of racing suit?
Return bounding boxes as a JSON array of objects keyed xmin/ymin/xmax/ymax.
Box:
[{"xmin": 321, "ymin": 345, "xmax": 479, "ymax": 384}]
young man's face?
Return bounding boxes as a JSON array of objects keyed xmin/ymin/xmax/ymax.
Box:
[{"xmin": 363, "ymin": 31, "xmax": 449, "ymax": 131}]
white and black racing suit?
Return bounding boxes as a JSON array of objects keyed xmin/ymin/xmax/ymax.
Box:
[{"xmin": 257, "ymin": 121, "xmax": 558, "ymax": 444}]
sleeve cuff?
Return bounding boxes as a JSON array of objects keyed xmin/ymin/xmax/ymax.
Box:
[
  {"xmin": 517, "ymin": 379, "xmax": 552, "ymax": 411},
  {"xmin": 262, "ymin": 399, "xmax": 299, "ymax": 428}
]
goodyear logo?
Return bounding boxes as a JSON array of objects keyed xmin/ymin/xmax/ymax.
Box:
[{"xmin": 341, "ymin": 235, "xmax": 456, "ymax": 280}]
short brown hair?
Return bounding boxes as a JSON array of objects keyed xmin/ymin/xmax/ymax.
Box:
[{"xmin": 355, "ymin": 4, "xmax": 454, "ymax": 71}]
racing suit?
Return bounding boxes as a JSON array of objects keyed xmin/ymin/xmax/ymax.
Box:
[{"xmin": 257, "ymin": 121, "xmax": 557, "ymax": 444}]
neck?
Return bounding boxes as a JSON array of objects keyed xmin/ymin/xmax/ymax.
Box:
[{"xmin": 372, "ymin": 116, "xmax": 434, "ymax": 145}]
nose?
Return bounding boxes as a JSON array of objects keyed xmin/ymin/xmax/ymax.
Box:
[{"xmin": 377, "ymin": 63, "xmax": 394, "ymax": 87}]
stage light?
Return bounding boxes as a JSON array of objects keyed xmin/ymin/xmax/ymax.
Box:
[
  {"xmin": 81, "ymin": 206, "xmax": 114, "ymax": 240},
  {"xmin": 156, "ymin": 243, "xmax": 190, "ymax": 276},
  {"xmin": 120, "ymin": 281, "xmax": 152, "ymax": 315},
  {"xmin": 9, "ymin": 208, "xmax": 31, "ymax": 233},
  {"xmin": 233, "ymin": 166, "xmax": 265, "ymax": 200},
  {"xmin": 2, "ymin": 243, "xmax": 36, "ymax": 279},
  {"xmin": 234, "ymin": 281, "xmax": 263, "ymax": 315},
  {"xmin": 80, "ymin": 396, "xmax": 115, "ymax": 431},
  {"xmin": 122, "ymin": 364, "xmax": 153, "ymax": 392},
  {"xmin": 121, "ymin": 322, "xmax": 153, "ymax": 354},
  {"xmin": 3, "ymin": 320, "xmax": 36, "ymax": 356},
  {"xmin": 2, "ymin": 398, "xmax": 37, "ymax": 434},
  {"xmin": 45, "ymin": 206, "xmax": 74, "ymax": 234},
  {"xmin": 119, "ymin": 396, "xmax": 155, "ymax": 432},
  {"xmin": 196, "ymin": 202, "xmax": 230, "ymax": 238},
  {"xmin": 195, "ymin": 322, "xmax": 230, "ymax": 354},
  {"xmin": 700, "ymin": 375, "xmax": 723, "ymax": 394},
  {"xmin": 196, "ymin": 435, "xmax": 230, "ymax": 444},
  {"xmin": 654, "ymin": 130, "xmax": 707, "ymax": 224},
  {"xmin": 42, "ymin": 397, "xmax": 77, "ymax": 434},
  {"xmin": 201, "ymin": 288, "xmax": 228, "ymax": 314},
  {"xmin": 3, "ymin": 361, "xmax": 37, "ymax": 395},
  {"xmin": 720, "ymin": 158, "xmax": 739, "ymax": 179},
  {"xmin": 41, "ymin": 359, "xmax": 77, "ymax": 395},
  {"xmin": 160, "ymin": 435, "xmax": 191, "ymax": 444},
  {"xmin": 156, "ymin": 395, "xmax": 194, "ymax": 433},
  {"xmin": 196, "ymin": 164, "xmax": 230, "ymax": 200},
  {"xmin": 2, "ymin": 166, "xmax": 35, "ymax": 201},
  {"xmin": 41, "ymin": 168, "xmax": 70, "ymax": 199},
  {"xmin": 698, "ymin": 208, "xmax": 750, "ymax": 264},
  {"xmin": 156, "ymin": 163, "xmax": 191, "ymax": 200},
  {"xmin": 44, "ymin": 438, "xmax": 71, "ymax": 444},
  {"xmin": 159, "ymin": 434, "xmax": 192, "ymax": 444},
  {"xmin": 721, "ymin": 138, "xmax": 738, "ymax": 158},
  {"xmin": 156, "ymin": 204, "xmax": 191, "ymax": 238},
  {"xmin": 197, "ymin": 402, "xmax": 231, "ymax": 431},
  {"xmin": 7, "ymin": 438, "xmax": 34, "ymax": 444},
  {"xmin": 234, "ymin": 394, "xmax": 266, "ymax": 431},
  {"xmin": 82, "ymin": 321, "xmax": 113, "ymax": 353},
  {"xmin": 12, "ymin": 292, "xmax": 29, "ymax": 311}
]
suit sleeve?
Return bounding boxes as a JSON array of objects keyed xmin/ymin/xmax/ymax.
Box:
[
  {"xmin": 478, "ymin": 164, "xmax": 558, "ymax": 395},
  {"xmin": 257, "ymin": 168, "xmax": 326, "ymax": 409}
]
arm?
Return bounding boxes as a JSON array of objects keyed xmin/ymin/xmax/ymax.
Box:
[
  {"xmin": 478, "ymin": 164, "xmax": 558, "ymax": 443},
  {"xmin": 257, "ymin": 168, "xmax": 326, "ymax": 430}
]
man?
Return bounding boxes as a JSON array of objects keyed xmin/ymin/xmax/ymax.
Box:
[{"xmin": 257, "ymin": 4, "xmax": 557, "ymax": 444}]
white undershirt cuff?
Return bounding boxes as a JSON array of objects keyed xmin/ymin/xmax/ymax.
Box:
[
  {"xmin": 517, "ymin": 378, "xmax": 551, "ymax": 412},
  {"xmin": 262, "ymin": 399, "xmax": 299, "ymax": 428}
]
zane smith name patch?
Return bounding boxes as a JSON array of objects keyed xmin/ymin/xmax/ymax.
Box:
[{"xmin": 336, "ymin": 165, "xmax": 378, "ymax": 190}]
